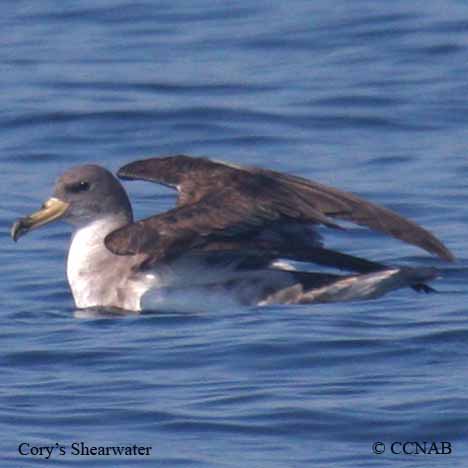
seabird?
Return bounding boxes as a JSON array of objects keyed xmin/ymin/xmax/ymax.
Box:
[{"xmin": 11, "ymin": 155, "xmax": 454, "ymax": 312}]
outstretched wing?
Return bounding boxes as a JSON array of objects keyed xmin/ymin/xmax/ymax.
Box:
[
  {"xmin": 104, "ymin": 182, "xmax": 341, "ymax": 266},
  {"xmin": 117, "ymin": 155, "xmax": 239, "ymax": 206},
  {"xmin": 253, "ymin": 166, "xmax": 455, "ymax": 261},
  {"xmin": 108, "ymin": 155, "xmax": 454, "ymax": 263}
]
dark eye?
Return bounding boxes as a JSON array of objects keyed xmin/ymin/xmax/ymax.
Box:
[{"xmin": 67, "ymin": 181, "xmax": 90, "ymax": 193}]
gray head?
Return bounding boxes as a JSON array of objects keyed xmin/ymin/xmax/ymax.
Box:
[
  {"xmin": 11, "ymin": 165, "xmax": 133, "ymax": 241},
  {"xmin": 52, "ymin": 165, "xmax": 133, "ymax": 225}
]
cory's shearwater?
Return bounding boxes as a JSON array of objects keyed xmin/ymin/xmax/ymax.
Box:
[{"xmin": 11, "ymin": 155, "xmax": 454, "ymax": 312}]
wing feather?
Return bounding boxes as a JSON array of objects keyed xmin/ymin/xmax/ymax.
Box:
[
  {"xmin": 249, "ymin": 166, "xmax": 454, "ymax": 261},
  {"xmin": 110, "ymin": 155, "xmax": 454, "ymax": 263}
]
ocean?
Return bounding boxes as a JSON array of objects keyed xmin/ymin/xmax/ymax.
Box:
[{"xmin": 1, "ymin": 1, "xmax": 467, "ymax": 466}]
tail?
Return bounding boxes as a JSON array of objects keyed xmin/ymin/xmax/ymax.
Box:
[{"xmin": 258, "ymin": 267, "xmax": 439, "ymax": 306}]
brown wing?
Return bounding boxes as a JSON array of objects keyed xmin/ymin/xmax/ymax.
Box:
[
  {"xmin": 117, "ymin": 155, "xmax": 239, "ymax": 206},
  {"xmin": 111, "ymin": 155, "xmax": 454, "ymax": 262},
  {"xmin": 104, "ymin": 181, "xmax": 342, "ymax": 266},
  {"xmin": 250, "ymin": 166, "xmax": 455, "ymax": 261}
]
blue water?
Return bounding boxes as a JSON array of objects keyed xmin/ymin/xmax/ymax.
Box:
[{"xmin": 1, "ymin": 1, "xmax": 467, "ymax": 466}]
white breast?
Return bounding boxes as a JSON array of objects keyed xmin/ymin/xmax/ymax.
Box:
[{"xmin": 66, "ymin": 218, "xmax": 153, "ymax": 311}]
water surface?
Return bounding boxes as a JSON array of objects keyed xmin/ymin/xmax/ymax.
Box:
[{"xmin": 1, "ymin": 1, "xmax": 467, "ymax": 466}]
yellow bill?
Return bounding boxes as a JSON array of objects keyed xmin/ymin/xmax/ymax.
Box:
[{"xmin": 11, "ymin": 197, "xmax": 69, "ymax": 241}]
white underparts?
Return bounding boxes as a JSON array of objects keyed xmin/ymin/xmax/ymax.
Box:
[{"xmin": 66, "ymin": 218, "xmax": 153, "ymax": 311}]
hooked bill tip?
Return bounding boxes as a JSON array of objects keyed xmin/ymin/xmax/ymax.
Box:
[{"xmin": 11, "ymin": 219, "xmax": 26, "ymax": 242}]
